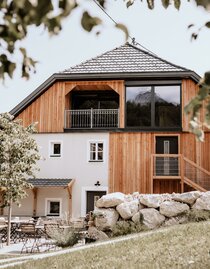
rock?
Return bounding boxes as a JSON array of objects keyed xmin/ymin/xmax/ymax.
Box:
[
  {"xmin": 138, "ymin": 208, "xmax": 165, "ymax": 229},
  {"xmin": 87, "ymin": 226, "xmax": 108, "ymax": 241},
  {"xmin": 94, "ymin": 208, "xmax": 119, "ymax": 231},
  {"xmin": 160, "ymin": 201, "xmax": 189, "ymax": 217},
  {"xmin": 132, "ymin": 192, "xmax": 140, "ymax": 199},
  {"xmin": 116, "ymin": 200, "xmax": 139, "ymax": 220},
  {"xmin": 163, "ymin": 215, "xmax": 188, "ymax": 227},
  {"xmin": 96, "ymin": 192, "xmax": 125, "ymax": 208},
  {"xmin": 132, "ymin": 212, "xmax": 141, "ymax": 224},
  {"xmin": 124, "ymin": 194, "xmax": 133, "ymax": 202},
  {"xmin": 192, "ymin": 192, "xmax": 210, "ymax": 210},
  {"xmin": 139, "ymin": 194, "xmax": 164, "ymax": 208},
  {"xmin": 172, "ymin": 191, "xmax": 201, "ymax": 205}
]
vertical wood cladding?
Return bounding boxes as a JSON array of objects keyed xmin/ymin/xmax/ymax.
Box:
[
  {"xmin": 15, "ymin": 80, "xmax": 125, "ymax": 132},
  {"xmin": 109, "ymin": 132, "xmax": 210, "ymax": 194}
]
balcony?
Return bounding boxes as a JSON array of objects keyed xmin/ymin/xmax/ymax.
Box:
[{"xmin": 64, "ymin": 109, "xmax": 119, "ymax": 129}]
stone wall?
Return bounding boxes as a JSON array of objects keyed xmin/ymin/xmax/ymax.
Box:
[{"xmin": 91, "ymin": 191, "xmax": 210, "ymax": 234}]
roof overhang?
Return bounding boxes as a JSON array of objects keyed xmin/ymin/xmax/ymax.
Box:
[
  {"xmin": 28, "ymin": 178, "xmax": 74, "ymax": 188},
  {"xmin": 10, "ymin": 71, "xmax": 201, "ymax": 117}
]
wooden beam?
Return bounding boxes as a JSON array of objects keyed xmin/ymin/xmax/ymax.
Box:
[
  {"xmin": 32, "ymin": 188, "xmax": 38, "ymax": 217},
  {"xmin": 67, "ymin": 179, "xmax": 75, "ymax": 217},
  {"xmin": 0, "ymin": 192, "xmax": 4, "ymax": 215}
]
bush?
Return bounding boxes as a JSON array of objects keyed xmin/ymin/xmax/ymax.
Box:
[
  {"xmin": 46, "ymin": 227, "xmax": 80, "ymax": 248},
  {"xmin": 187, "ymin": 209, "xmax": 210, "ymax": 222},
  {"xmin": 112, "ymin": 220, "xmax": 148, "ymax": 237}
]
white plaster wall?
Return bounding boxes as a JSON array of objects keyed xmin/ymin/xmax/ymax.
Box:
[
  {"xmin": 4, "ymin": 188, "xmax": 69, "ymax": 218},
  {"xmin": 4, "ymin": 190, "xmax": 33, "ymax": 216},
  {"xmin": 36, "ymin": 187, "xmax": 68, "ymax": 217},
  {"xmin": 32, "ymin": 133, "xmax": 109, "ymax": 218}
]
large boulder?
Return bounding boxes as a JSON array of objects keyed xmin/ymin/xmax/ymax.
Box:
[
  {"xmin": 116, "ymin": 200, "xmax": 139, "ymax": 220},
  {"xmin": 160, "ymin": 201, "xmax": 190, "ymax": 217},
  {"xmin": 172, "ymin": 191, "xmax": 201, "ymax": 205},
  {"xmin": 139, "ymin": 194, "xmax": 165, "ymax": 208},
  {"xmin": 134, "ymin": 208, "xmax": 165, "ymax": 229},
  {"xmin": 96, "ymin": 192, "xmax": 125, "ymax": 208},
  {"xmin": 192, "ymin": 192, "xmax": 210, "ymax": 210},
  {"xmin": 87, "ymin": 226, "xmax": 109, "ymax": 241},
  {"xmin": 94, "ymin": 208, "xmax": 119, "ymax": 231}
]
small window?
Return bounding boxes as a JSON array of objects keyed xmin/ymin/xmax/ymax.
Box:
[
  {"xmin": 89, "ymin": 142, "xmax": 104, "ymax": 162},
  {"xmin": 46, "ymin": 200, "xmax": 61, "ymax": 216},
  {"xmin": 50, "ymin": 142, "xmax": 62, "ymax": 157}
]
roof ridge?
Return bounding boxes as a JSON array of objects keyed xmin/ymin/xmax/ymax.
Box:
[
  {"xmin": 127, "ymin": 43, "xmax": 191, "ymax": 72},
  {"xmin": 62, "ymin": 43, "xmax": 128, "ymax": 73}
]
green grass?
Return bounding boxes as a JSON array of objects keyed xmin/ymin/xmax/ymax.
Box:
[{"xmin": 6, "ymin": 221, "xmax": 210, "ymax": 269}]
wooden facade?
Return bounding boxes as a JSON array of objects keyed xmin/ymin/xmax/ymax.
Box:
[
  {"xmin": 109, "ymin": 132, "xmax": 210, "ymax": 194},
  {"xmin": 14, "ymin": 77, "xmax": 210, "ymax": 195},
  {"xmin": 16, "ymin": 80, "xmax": 125, "ymax": 132}
]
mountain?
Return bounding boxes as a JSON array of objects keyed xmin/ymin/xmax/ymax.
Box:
[{"xmin": 134, "ymin": 91, "xmax": 167, "ymax": 105}]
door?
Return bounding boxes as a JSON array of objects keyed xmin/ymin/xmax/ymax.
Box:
[
  {"xmin": 86, "ymin": 191, "xmax": 106, "ymax": 214},
  {"xmin": 155, "ymin": 136, "xmax": 179, "ymax": 176}
]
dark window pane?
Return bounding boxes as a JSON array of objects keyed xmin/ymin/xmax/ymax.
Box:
[
  {"xmin": 155, "ymin": 86, "xmax": 180, "ymax": 127},
  {"xmin": 126, "ymin": 87, "xmax": 151, "ymax": 127},
  {"xmin": 90, "ymin": 143, "xmax": 96, "ymax": 151},
  {"xmin": 53, "ymin": 144, "xmax": 61, "ymax": 155},
  {"xmin": 98, "ymin": 143, "xmax": 103, "ymax": 151},
  {"xmin": 98, "ymin": 151, "xmax": 103, "ymax": 160},
  {"xmin": 50, "ymin": 202, "xmax": 60, "ymax": 214},
  {"xmin": 90, "ymin": 151, "xmax": 96, "ymax": 161}
]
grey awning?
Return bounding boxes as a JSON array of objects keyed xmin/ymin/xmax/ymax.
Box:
[{"xmin": 28, "ymin": 178, "xmax": 73, "ymax": 187}]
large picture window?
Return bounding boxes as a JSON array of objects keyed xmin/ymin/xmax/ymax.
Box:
[{"xmin": 126, "ymin": 85, "xmax": 180, "ymax": 128}]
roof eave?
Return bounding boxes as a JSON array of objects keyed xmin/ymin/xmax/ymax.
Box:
[{"xmin": 10, "ymin": 71, "xmax": 201, "ymax": 117}]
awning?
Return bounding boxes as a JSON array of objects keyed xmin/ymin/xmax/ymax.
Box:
[{"xmin": 28, "ymin": 178, "xmax": 73, "ymax": 187}]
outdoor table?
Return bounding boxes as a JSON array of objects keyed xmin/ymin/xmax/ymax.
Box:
[{"xmin": 5, "ymin": 219, "xmax": 31, "ymax": 243}]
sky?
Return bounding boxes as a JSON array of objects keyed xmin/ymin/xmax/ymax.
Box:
[{"xmin": 0, "ymin": 0, "xmax": 210, "ymax": 113}]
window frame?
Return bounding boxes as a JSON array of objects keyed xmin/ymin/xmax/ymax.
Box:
[
  {"xmin": 45, "ymin": 198, "xmax": 62, "ymax": 217},
  {"xmin": 125, "ymin": 82, "xmax": 182, "ymax": 130},
  {"xmin": 49, "ymin": 140, "xmax": 63, "ymax": 158},
  {"xmin": 88, "ymin": 141, "xmax": 104, "ymax": 162}
]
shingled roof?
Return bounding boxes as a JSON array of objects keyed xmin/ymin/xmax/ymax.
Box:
[
  {"xmin": 10, "ymin": 42, "xmax": 200, "ymax": 117},
  {"xmin": 62, "ymin": 43, "xmax": 189, "ymax": 74},
  {"xmin": 28, "ymin": 178, "xmax": 73, "ymax": 187}
]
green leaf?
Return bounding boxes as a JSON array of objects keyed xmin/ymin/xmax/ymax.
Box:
[
  {"xmin": 146, "ymin": 0, "xmax": 154, "ymax": 9},
  {"xmin": 81, "ymin": 11, "xmax": 102, "ymax": 32},
  {"xmin": 203, "ymin": 71, "xmax": 210, "ymax": 85},
  {"xmin": 115, "ymin": 23, "xmax": 129, "ymax": 40},
  {"xmin": 161, "ymin": 0, "xmax": 170, "ymax": 9},
  {"xmin": 174, "ymin": 0, "xmax": 181, "ymax": 10},
  {"xmin": 205, "ymin": 21, "xmax": 210, "ymax": 28},
  {"xmin": 126, "ymin": 0, "xmax": 134, "ymax": 8}
]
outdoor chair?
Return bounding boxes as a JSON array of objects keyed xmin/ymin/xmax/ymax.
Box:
[
  {"xmin": 42, "ymin": 223, "xmax": 59, "ymax": 251},
  {"xmin": 19, "ymin": 223, "xmax": 41, "ymax": 253},
  {"xmin": 0, "ymin": 218, "xmax": 7, "ymax": 244}
]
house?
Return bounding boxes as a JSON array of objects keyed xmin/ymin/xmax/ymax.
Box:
[{"xmin": 3, "ymin": 42, "xmax": 210, "ymax": 219}]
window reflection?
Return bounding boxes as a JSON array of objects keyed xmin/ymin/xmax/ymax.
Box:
[
  {"xmin": 126, "ymin": 87, "xmax": 152, "ymax": 127},
  {"xmin": 155, "ymin": 86, "xmax": 180, "ymax": 127},
  {"xmin": 126, "ymin": 85, "xmax": 180, "ymax": 128}
]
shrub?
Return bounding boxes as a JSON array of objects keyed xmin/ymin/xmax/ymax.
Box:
[
  {"xmin": 112, "ymin": 220, "xmax": 148, "ymax": 237},
  {"xmin": 46, "ymin": 227, "xmax": 80, "ymax": 248},
  {"xmin": 187, "ymin": 209, "xmax": 210, "ymax": 222}
]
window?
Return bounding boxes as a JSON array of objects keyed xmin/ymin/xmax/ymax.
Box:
[
  {"xmin": 126, "ymin": 85, "xmax": 181, "ymax": 128},
  {"xmin": 46, "ymin": 199, "xmax": 61, "ymax": 216},
  {"xmin": 50, "ymin": 141, "xmax": 62, "ymax": 157},
  {"xmin": 89, "ymin": 142, "xmax": 104, "ymax": 162}
]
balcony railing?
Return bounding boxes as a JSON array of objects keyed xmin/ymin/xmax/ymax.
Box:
[
  {"xmin": 151, "ymin": 154, "xmax": 210, "ymax": 193},
  {"xmin": 64, "ymin": 109, "xmax": 119, "ymax": 129}
]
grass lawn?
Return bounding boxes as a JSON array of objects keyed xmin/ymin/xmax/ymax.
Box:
[{"xmin": 6, "ymin": 221, "xmax": 210, "ymax": 269}]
